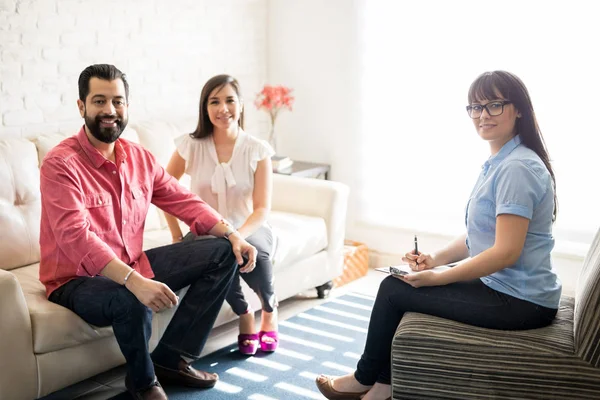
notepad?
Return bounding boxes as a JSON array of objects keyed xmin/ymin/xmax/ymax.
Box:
[{"xmin": 375, "ymin": 262, "xmax": 458, "ymax": 276}]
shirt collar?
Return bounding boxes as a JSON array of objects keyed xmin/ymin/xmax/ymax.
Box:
[
  {"xmin": 76, "ymin": 125, "xmax": 127, "ymax": 168},
  {"xmin": 482, "ymin": 134, "xmax": 522, "ymax": 169}
]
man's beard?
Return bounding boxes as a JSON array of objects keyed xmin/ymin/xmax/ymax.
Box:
[{"xmin": 84, "ymin": 112, "xmax": 128, "ymax": 144}]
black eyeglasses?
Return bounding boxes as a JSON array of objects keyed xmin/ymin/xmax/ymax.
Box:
[{"xmin": 466, "ymin": 101, "xmax": 512, "ymax": 118}]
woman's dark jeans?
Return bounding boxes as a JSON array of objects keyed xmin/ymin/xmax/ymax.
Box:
[
  {"xmin": 354, "ymin": 275, "xmax": 558, "ymax": 385},
  {"xmin": 186, "ymin": 225, "xmax": 277, "ymax": 315}
]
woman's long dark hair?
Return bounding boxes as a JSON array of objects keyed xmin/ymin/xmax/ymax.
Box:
[
  {"xmin": 468, "ymin": 71, "xmax": 557, "ymax": 221},
  {"xmin": 191, "ymin": 74, "xmax": 244, "ymax": 139}
]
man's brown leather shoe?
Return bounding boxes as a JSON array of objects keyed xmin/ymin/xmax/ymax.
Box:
[
  {"xmin": 125, "ymin": 375, "xmax": 168, "ymax": 400},
  {"xmin": 154, "ymin": 359, "xmax": 218, "ymax": 388}
]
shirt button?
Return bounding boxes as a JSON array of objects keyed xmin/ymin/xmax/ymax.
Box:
[
  {"xmin": 112, "ymin": 171, "xmax": 117, "ymax": 175},
  {"xmin": 98, "ymin": 200, "xmax": 103, "ymax": 205},
  {"xmin": 123, "ymin": 220, "xmax": 127, "ymax": 225}
]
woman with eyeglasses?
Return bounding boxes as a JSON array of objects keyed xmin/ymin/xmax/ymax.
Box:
[{"xmin": 316, "ymin": 71, "xmax": 560, "ymax": 400}]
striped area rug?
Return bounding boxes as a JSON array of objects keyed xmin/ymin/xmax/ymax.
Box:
[{"xmin": 154, "ymin": 292, "xmax": 373, "ymax": 400}]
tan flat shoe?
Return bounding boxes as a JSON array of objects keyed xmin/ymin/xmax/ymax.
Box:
[{"xmin": 315, "ymin": 375, "xmax": 369, "ymax": 400}]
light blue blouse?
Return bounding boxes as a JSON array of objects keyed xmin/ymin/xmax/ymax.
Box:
[{"xmin": 465, "ymin": 135, "xmax": 562, "ymax": 309}]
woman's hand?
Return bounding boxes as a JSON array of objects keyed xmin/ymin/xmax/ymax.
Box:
[
  {"xmin": 396, "ymin": 270, "xmax": 444, "ymax": 288},
  {"xmin": 402, "ymin": 251, "xmax": 435, "ymax": 271}
]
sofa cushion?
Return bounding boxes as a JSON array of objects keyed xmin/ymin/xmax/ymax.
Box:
[
  {"xmin": 142, "ymin": 211, "xmax": 328, "ymax": 271},
  {"xmin": 33, "ymin": 128, "xmax": 140, "ymax": 164},
  {"xmin": 143, "ymin": 211, "xmax": 328, "ymax": 271},
  {"xmin": 12, "ymin": 263, "xmax": 183, "ymax": 355},
  {"xmin": 32, "ymin": 132, "xmax": 70, "ymax": 166},
  {"xmin": 11, "ymin": 264, "xmax": 114, "ymax": 354},
  {"xmin": 129, "ymin": 119, "xmax": 196, "ymax": 167},
  {"xmin": 10, "ymin": 210, "xmax": 326, "ymax": 355},
  {"xmin": 0, "ymin": 139, "xmax": 42, "ymax": 271},
  {"xmin": 143, "ymin": 229, "xmax": 174, "ymax": 251},
  {"xmin": 269, "ymin": 211, "xmax": 328, "ymax": 269},
  {"xmin": 574, "ymin": 226, "xmax": 600, "ymax": 367},
  {"xmin": 32, "ymin": 129, "xmax": 164, "ymax": 232},
  {"xmin": 390, "ymin": 297, "xmax": 600, "ymax": 399}
]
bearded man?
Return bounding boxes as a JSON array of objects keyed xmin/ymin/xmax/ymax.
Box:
[{"xmin": 39, "ymin": 64, "xmax": 257, "ymax": 400}]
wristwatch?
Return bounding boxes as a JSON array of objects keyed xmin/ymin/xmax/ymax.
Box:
[{"xmin": 221, "ymin": 219, "xmax": 236, "ymax": 241}]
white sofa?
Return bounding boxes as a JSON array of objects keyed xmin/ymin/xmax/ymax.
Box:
[{"xmin": 0, "ymin": 119, "xmax": 349, "ymax": 400}]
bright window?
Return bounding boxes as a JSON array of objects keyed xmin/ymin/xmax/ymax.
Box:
[{"xmin": 359, "ymin": 0, "xmax": 600, "ymax": 248}]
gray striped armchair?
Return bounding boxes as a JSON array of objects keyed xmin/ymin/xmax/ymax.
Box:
[{"xmin": 391, "ymin": 229, "xmax": 600, "ymax": 399}]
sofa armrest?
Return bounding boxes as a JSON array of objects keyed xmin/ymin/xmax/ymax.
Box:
[
  {"xmin": 0, "ymin": 269, "xmax": 38, "ymax": 400},
  {"xmin": 272, "ymin": 174, "xmax": 349, "ymax": 260}
]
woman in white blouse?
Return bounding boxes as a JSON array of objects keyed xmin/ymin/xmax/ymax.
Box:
[{"xmin": 165, "ymin": 74, "xmax": 278, "ymax": 355}]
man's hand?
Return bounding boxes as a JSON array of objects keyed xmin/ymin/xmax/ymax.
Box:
[
  {"xmin": 228, "ymin": 232, "xmax": 258, "ymax": 273},
  {"xmin": 125, "ymin": 272, "xmax": 179, "ymax": 313}
]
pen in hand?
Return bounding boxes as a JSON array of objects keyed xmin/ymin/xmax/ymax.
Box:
[{"xmin": 414, "ymin": 235, "xmax": 419, "ymax": 268}]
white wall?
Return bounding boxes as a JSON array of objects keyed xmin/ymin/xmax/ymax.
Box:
[
  {"xmin": 266, "ymin": 0, "xmax": 585, "ymax": 294},
  {"xmin": 0, "ymin": 0, "xmax": 269, "ymax": 139},
  {"xmin": 267, "ymin": 0, "xmax": 365, "ymax": 223},
  {"xmin": 1, "ymin": 0, "xmax": 586, "ymax": 292}
]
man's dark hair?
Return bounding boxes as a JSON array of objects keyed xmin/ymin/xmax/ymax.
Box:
[{"xmin": 78, "ymin": 64, "xmax": 129, "ymax": 102}]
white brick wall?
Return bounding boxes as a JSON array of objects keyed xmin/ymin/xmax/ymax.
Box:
[{"xmin": 0, "ymin": 0, "xmax": 269, "ymax": 139}]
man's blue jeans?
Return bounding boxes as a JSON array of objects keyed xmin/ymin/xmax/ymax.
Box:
[{"xmin": 49, "ymin": 238, "xmax": 237, "ymax": 390}]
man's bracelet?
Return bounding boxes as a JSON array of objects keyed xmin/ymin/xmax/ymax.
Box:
[{"xmin": 123, "ymin": 269, "xmax": 135, "ymax": 285}]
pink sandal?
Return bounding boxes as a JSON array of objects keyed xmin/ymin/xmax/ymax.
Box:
[
  {"xmin": 259, "ymin": 330, "xmax": 279, "ymax": 352},
  {"xmin": 238, "ymin": 333, "xmax": 259, "ymax": 355}
]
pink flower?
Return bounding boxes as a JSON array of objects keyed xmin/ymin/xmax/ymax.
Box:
[
  {"xmin": 255, "ymin": 84, "xmax": 295, "ymax": 148},
  {"xmin": 255, "ymin": 85, "xmax": 295, "ymax": 120}
]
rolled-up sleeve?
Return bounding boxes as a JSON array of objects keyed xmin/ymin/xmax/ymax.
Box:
[
  {"xmin": 494, "ymin": 160, "xmax": 547, "ymax": 220},
  {"xmin": 41, "ymin": 158, "xmax": 116, "ymax": 276}
]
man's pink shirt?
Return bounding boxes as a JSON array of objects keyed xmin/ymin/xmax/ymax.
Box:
[{"xmin": 39, "ymin": 127, "xmax": 222, "ymax": 297}]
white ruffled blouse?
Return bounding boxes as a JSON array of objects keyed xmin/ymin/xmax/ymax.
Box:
[{"xmin": 174, "ymin": 130, "xmax": 274, "ymax": 229}]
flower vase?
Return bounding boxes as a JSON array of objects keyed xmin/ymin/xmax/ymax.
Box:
[{"xmin": 268, "ymin": 121, "xmax": 277, "ymax": 154}]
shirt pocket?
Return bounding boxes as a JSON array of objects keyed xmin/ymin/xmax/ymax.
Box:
[
  {"xmin": 84, "ymin": 192, "xmax": 114, "ymax": 233},
  {"xmin": 130, "ymin": 184, "xmax": 150, "ymax": 225},
  {"xmin": 466, "ymin": 197, "xmax": 496, "ymax": 233}
]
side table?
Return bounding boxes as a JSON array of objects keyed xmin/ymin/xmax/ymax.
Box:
[{"xmin": 274, "ymin": 160, "xmax": 330, "ymax": 180}]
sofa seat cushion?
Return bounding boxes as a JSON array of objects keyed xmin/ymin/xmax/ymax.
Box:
[
  {"xmin": 11, "ymin": 264, "xmax": 114, "ymax": 354},
  {"xmin": 269, "ymin": 211, "xmax": 327, "ymax": 270},
  {"xmin": 141, "ymin": 211, "xmax": 328, "ymax": 272},
  {"xmin": 143, "ymin": 228, "xmax": 174, "ymax": 251},
  {"xmin": 391, "ymin": 296, "xmax": 600, "ymax": 399},
  {"xmin": 10, "ymin": 211, "xmax": 327, "ymax": 355}
]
